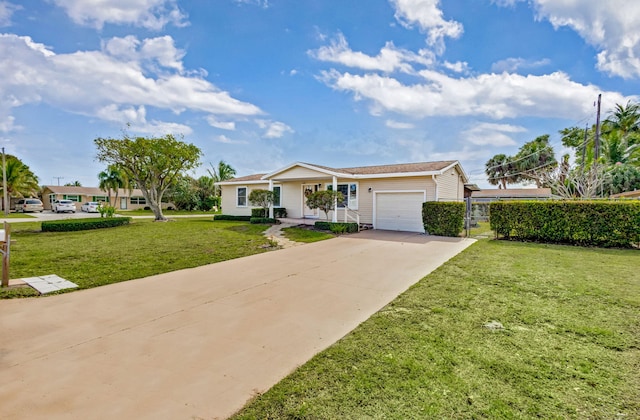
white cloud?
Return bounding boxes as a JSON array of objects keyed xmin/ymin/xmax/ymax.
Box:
[
  {"xmin": 390, "ymin": 0, "xmax": 463, "ymax": 53},
  {"xmin": 462, "ymin": 122, "xmax": 525, "ymax": 146},
  {"xmin": 212, "ymin": 134, "xmax": 248, "ymax": 145},
  {"xmin": 533, "ymin": 1, "xmax": 640, "ymax": 78},
  {"xmin": 309, "ymin": 32, "xmax": 434, "ymax": 73},
  {"xmin": 320, "ymin": 68, "xmax": 631, "ymax": 121},
  {"xmin": 0, "ymin": 1, "xmax": 20, "ymax": 26},
  {"xmin": 256, "ymin": 119, "xmax": 294, "ymax": 138},
  {"xmin": 0, "ymin": 34, "xmax": 263, "ymax": 135},
  {"xmin": 386, "ymin": 119, "xmax": 415, "ymax": 129},
  {"xmin": 491, "ymin": 57, "xmax": 550, "ymax": 73},
  {"xmin": 94, "ymin": 104, "xmax": 192, "ymax": 134},
  {"xmin": 492, "ymin": 1, "xmax": 640, "ymax": 79},
  {"xmin": 206, "ymin": 117, "xmax": 236, "ymax": 131},
  {"xmin": 234, "ymin": 0, "xmax": 269, "ymax": 8},
  {"xmin": 51, "ymin": 0, "xmax": 187, "ymax": 30},
  {"xmin": 442, "ymin": 60, "xmax": 469, "ymax": 73}
]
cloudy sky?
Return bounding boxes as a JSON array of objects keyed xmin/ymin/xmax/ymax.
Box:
[{"xmin": 1, "ymin": 0, "xmax": 638, "ymax": 187}]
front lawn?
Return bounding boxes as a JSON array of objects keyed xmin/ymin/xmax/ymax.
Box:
[
  {"xmin": 1, "ymin": 219, "xmax": 271, "ymax": 298},
  {"xmin": 116, "ymin": 209, "xmax": 219, "ymax": 216},
  {"xmin": 233, "ymin": 240, "xmax": 640, "ymax": 419},
  {"xmin": 281, "ymin": 226, "xmax": 335, "ymax": 243}
]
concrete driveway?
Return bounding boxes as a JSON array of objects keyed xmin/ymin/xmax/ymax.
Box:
[{"xmin": 0, "ymin": 230, "xmax": 475, "ymax": 419}]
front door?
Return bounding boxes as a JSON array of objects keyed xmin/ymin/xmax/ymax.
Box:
[
  {"xmin": 302, "ymin": 184, "xmax": 319, "ymax": 218},
  {"xmin": 120, "ymin": 197, "xmax": 128, "ymax": 210}
]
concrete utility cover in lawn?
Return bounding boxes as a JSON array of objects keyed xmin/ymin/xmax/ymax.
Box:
[
  {"xmin": 0, "ymin": 230, "xmax": 475, "ymax": 419},
  {"xmin": 20, "ymin": 274, "xmax": 78, "ymax": 294}
]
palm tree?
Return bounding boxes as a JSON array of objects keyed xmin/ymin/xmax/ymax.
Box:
[
  {"xmin": 485, "ymin": 154, "xmax": 510, "ymax": 189},
  {"xmin": 64, "ymin": 180, "xmax": 82, "ymax": 186},
  {"xmin": 603, "ymin": 101, "xmax": 640, "ymax": 141},
  {"xmin": 1, "ymin": 155, "xmax": 39, "ymax": 209},
  {"xmin": 208, "ymin": 160, "xmax": 236, "ymax": 196},
  {"xmin": 98, "ymin": 165, "xmax": 132, "ymax": 205}
]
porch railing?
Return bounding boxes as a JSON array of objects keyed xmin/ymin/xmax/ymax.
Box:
[{"xmin": 343, "ymin": 206, "xmax": 360, "ymax": 230}]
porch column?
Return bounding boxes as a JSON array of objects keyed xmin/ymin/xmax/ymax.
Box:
[
  {"xmin": 268, "ymin": 179, "xmax": 274, "ymax": 218},
  {"xmin": 332, "ymin": 176, "xmax": 338, "ymax": 222}
]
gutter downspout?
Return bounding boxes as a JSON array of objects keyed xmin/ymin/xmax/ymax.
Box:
[
  {"xmin": 332, "ymin": 176, "xmax": 338, "ymax": 222},
  {"xmin": 268, "ymin": 179, "xmax": 274, "ymax": 219},
  {"xmin": 433, "ymin": 174, "xmax": 439, "ymax": 202}
]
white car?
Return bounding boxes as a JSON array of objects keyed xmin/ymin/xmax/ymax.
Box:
[
  {"xmin": 53, "ymin": 199, "xmax": 76, "ymax": 213},
  {"xmin": 81, "ymin": 202, "xmax": 101, "ymax": 213}
]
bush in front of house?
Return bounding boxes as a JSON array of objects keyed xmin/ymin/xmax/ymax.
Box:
[
  {"xmin": 213, "ymin": 215, "xmax": 252, "ymax": 221},
  {"xmin": 250, "ymin": 217, "xmax": 278, "ymax": 224},
  {"xmin": 274, "ymin": 208, "xmax": 287, "ymax": 218},
  {"xmin": 314, "ymin": 221, "xmax": 358, "ymax": 233},
  {"xmin": 251, "ymin": 208, "xmax": 268, "ymax": 217},
  {"xmin": 489, "ymin": 200, "xmax": 640, "ymax": 248},
  {"xmin": 422, "ymin": 202, "xmax": 465, "ymax": 237},
  {"xmin": 251, "ymin": 208, "xmax": 288, "ymax": 218},
  {"xmin": 41, "ymin": 217, "xmax": 131, "ymax": 232}
]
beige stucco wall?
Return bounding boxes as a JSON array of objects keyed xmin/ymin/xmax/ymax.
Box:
[
  {"xmin": 272, "ymin": 166, "xmax": 330, "ymax": 181},
  {"xmin": 437, "ymin": 166, "xmax": 465, "ymax": 201}
]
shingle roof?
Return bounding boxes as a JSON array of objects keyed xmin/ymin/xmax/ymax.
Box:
[
  {"xmin": 224, "ymin": 173, "xmax": 267, "ymax": 183},
  {"xmin": 42, "ymin": 185, "xmax": 144, "ymax": 197}
]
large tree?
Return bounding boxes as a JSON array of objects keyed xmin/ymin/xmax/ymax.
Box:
[
  {"xmin": 484, "ymin": 153, "xmax": 511, "ymax": 189},
  {"xmin": 514, "ymin": 134, "xmax": 557, "ymax": 187},
  {"xmin": 1, "ymin": 155, "xmax": 39, "ymax": 206},
  {"xmin": 94, "ymin": 134, "xmax": 202, "ymax": 221}
]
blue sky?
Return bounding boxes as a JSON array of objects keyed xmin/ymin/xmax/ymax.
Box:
[{"xmin": 1, "ymin": 0, "xmax": 638, "ymax": 188}]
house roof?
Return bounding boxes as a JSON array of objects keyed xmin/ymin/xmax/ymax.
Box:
[
  {"xmin": 610, "ymin": 189, "xmax": 640, "ymax": 198},
  {"xmin": 472, "ymin": 188, "xmax": 553, "ymax": 199},
  {"xmin": 220, "ymin": 160, "xmax": 467, "ymax": 184},
  {"xmin": 42, "ymin": 185, "xmax": 144, "ymax": 197}
]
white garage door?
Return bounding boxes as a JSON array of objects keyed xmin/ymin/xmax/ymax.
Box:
[{"xmin": 375, "ymin": 192, "xmax": 425, "ymax": 233}]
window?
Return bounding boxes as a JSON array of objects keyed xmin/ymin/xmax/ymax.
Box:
[
  {"xmin": 63, "ymin": 194, "xmax": 80, "ymax": 202},
  {"xmin": 131, "ymin": 196, "xmax": 146, "ymax": 205},
  {"xmin": 272, "ymin": 186, "xmax": 281, "ymax": 207},
  {"xmin": 327, "ymin": 183, "xmax": 358, "ymax": 209},
  {"xmin": 93, "ymin": 196, "xmax": 109, "ymax": 203},
  {"xmin": 237, "ymin": 187, "xmax": 247, "ymax": 207}
]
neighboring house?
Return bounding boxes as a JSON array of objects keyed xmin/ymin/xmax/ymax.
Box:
[
  {"xmin": 610, "ymin": 189, "xmax": 640, "ymax": 199},
  {"xmin": 40, "ymin": 186, "xmax": 175, "ymax": 211},
  {"xmin": 471, "ymin": 188, "xmax": 553, "ymax": 202},
  {"xmin": 216, "ymin": 161, "xmax": 468, "ymax": 233}
]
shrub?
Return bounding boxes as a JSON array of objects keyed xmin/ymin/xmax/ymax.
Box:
[
  {"xmin": 250, "ymin": 217, "xmax": 278, "ymax": 224},
  {"xmin": 422, "ymin": 202, "xmax": 465, "ymax": 237},
  {"xmin": 42, "ymin": 217, "xmax": 131, "ymax": 232},
  {"xmin": 251, "ymin": 208, "xmax": 288, "ymax": 218},
  {"xmin": 490, "ymin": 200, "xmax": 640, "ymax": 248},
  {"xmin": 213, "ymin": 215, "xmax": 252, "ymax": 221},
  {"xmin": 314, "ymin": 221, "xmax": 358, "ymax": 233}
]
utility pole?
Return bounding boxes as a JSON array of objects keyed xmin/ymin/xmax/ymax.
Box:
[
  {"xmin": 594, "ymin": 93, "xmax": 602, "ymax": 162},
  {"xmin": 581, "ymin": 124, "xmax": 588, "ymax": 172},
  {"xmin": 53, "ymin": 176, "xmax": 64, "ymax": 186},
  {"xmin": 2, "ymin": 147, "xmax": 7, "ymax": 216}
]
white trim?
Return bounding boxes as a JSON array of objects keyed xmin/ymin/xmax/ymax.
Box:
[
  {"xmin": 217, "ymin": 180, "xmax": 269, "ymax": 186},
  {"xmin": 236, "ymin": 186, "xmax": 248, "ymax": 207},
  {"xmin": 373, "ymin": 190, "xmax": 427, "ymax": 231},
  {"xmin": 263, "ymin": 162, "xmax": 347, "ymax": 180},
  {"xmin": 325, "ymin": 181, "xmax": 359, "ymax": 211}
]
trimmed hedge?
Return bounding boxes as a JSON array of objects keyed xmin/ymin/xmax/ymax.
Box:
[
  {"xmin": 314, "ymin": 221, "xmax": 358, "ymax": 233},
  {"xmin": 213, "ymin": 215, "xmax": 252, "ymax": 221},
  {"xmin": 490, "ymin": 200, "xmax": 640, "ymax": 248},
  {"xmin": 251, "ymin": 208, "xmax": 288, "ymax": 218},
  {"xmin": 422, "ymin": 202, "xmax": 465, "ymax": 237},
  {"xmin": 250, "ymin": 217, "xmax": 278, "ymax": 224},
  {"xmin": 41, "ymin": 217, "xmax": 131, "ymax": 232}
]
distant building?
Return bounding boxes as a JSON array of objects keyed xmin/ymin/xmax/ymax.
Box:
[
  {"xmin": 40, "ymin": 186, "xmax": 175, "ymax": 211},
  {"xmin": 471, "ymin": 188, "xmax": 553, "ymax": 202},
  {"xmin": 610, "ymin": 190, "xmax": 640, "ymax": 199}
]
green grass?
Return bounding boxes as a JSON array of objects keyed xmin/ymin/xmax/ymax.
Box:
[
  {"xmin": 281, "ymin": 227, "xmax": 335, "ymax": 243},
  {"xmin": 1, "ymin": 219, "xmax": 271, "ymax": 298},
  {"xmin": 0, "ymin": 212, "xmax": 37, "ymax": 218},
  {"xmin": 469, "ymin": 221, "xmax": 493, "ymax": 238},
  {"xmin": 116, "ymin": 209, "xmax": 219, "ymax": 216},
  {"xmin": 233, "ymin": 240, "xmax": 640, "ymax": 419}
]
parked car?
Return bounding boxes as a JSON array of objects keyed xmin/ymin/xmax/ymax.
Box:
[
  {"xmin": 81, "ymin": 202, "xmax": 101, "ymax": 213},
  {"xmin": 15, "ymin": 198, "xmax": 44, "ymax": 213},
  {"xmin": 53, "ymin": 199, "xmax": 76, "ymax": 213}
]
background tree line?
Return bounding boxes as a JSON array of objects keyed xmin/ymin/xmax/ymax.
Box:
[{"xmin": 485, "ymin": 101, "xmax": 640, "ymax": 197}]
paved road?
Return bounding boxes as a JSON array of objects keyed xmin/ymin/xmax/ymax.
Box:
[{"xmin": 0, "ymin": 230, "xmax": 475, "ymax": 419}]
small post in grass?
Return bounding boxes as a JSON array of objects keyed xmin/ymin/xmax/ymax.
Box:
[{"xmin": 0, "ymin": 221, "xmax": 11, "ymax": 287}]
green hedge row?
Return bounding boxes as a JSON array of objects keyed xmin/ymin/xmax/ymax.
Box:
[
  {"xmin": 422, "ymin": 202, "xmax": 465, "ymax": 237},
  {"xmin": 314, "ymin": 221, "xmax": 359, "ymax": 233},
  {"xmin": 213, "ymin": 215, "xmax": 252, "ymax": 221},
  {"xmin": 250, "ymin": 217, "xmax": 278, "ymax": 224},
  {"xmin": 490, "ymin": 201, "xmax": 640, "ymax": 248},
  {"xmin": 250, "ymin": 208, "xmax": 288, "ymax": 218},
  {"xmin": 41, "ymin": 217, "xmax": 131, "ymax": 232}
]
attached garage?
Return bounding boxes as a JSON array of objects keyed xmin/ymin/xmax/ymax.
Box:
[{"xmin": 374, "ymin": 191, "xmax": 426, "ymax": 233}]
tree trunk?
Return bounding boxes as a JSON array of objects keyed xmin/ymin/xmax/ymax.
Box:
[{"xmin": 140, "ymin": 186, "xmax": 166, "ymax": 221}]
